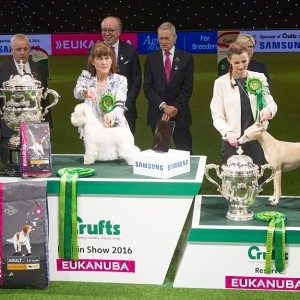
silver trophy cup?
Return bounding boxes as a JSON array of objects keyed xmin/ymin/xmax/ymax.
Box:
[
  {"xmin": 0, "ymin": 61, "xmax": 59, "ymax": 176},
  {"xmin": 205, "ymin": 147, "xmax": 275, "ymax": 221}
]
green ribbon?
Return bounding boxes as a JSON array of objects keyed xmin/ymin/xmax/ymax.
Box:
[
  {"xmin": 254, "ymin": 211, "xmax": 287, "ymax": 273},
  {"xmin": 100, "ymin": 93, "xmax": 116, "ymax": 112},
  {"xmin": 58, "ymin": 167, "xmax": 95, "ymax": 260},
  {"xmin": 245, "ymin": 78, "xmax": 267, "ymax": 122}
]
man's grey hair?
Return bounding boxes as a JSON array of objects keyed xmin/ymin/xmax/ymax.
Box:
[
  {"xmin": 10, "ymin": 33, "xmax": 30, "ymax": 47},
  {"xmin": 157, "ymin": 22, "xmax": 176, "ymax": 35}
]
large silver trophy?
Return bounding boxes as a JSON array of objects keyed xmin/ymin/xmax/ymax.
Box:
[
  {"xmin": 0, "ymin": 60, "xmax": 59, "ymax": 176},
  {"xmin": 205, "ymin": 147, "xmax": 275, "ymax": 221}
]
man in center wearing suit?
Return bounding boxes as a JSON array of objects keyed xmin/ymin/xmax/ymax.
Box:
[
  {"xmin": 143, "ymin": 22, "xmax": 194, "ymax": 154},
  {"xmin": 100, "ymin": 16, "xmax": 142, "ymax": 134}
]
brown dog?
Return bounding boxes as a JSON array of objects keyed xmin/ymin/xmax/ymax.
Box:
[{"xmin": 238, "ymin": 123, "xmax": 300, "ymax": 205}]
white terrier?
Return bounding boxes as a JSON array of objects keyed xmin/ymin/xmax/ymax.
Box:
[
  {"xmin": 7, "ymin": 224, "xmax": 32, "ymax": 256},
  {"xmin": 238, "ymin": 122, "xmax": 300, "ymax": 205},
  {"xmin": 71, "ymin": 103, "xmax": 140, "ymax": 165}
]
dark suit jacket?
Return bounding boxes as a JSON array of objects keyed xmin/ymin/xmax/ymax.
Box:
[
  {"xmin": 0, "ymin": 58, "xmax": 53, "ymax": 137},
  {"xmin": 248, "ymin": 59, "xmax": 270, "ymax": 85},
  {"xmin": 143, "ymin": 47, "xmax": 194, "ymax": 128},
  {"xmin": 117, "ymin": 40, "xmax": 142, "ymax": 120}
]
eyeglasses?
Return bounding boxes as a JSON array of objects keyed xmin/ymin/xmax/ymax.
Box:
[{"xmin": 101, "ymin": 29, "xmax": 119, "ymax": 34}]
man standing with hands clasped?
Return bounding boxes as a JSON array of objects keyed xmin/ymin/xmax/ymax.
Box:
[
  {"xmin": 143, "ymin": 22, "xmax": 194, "ymax": 154},
  {"xmin": 100, "ymin": 16, "xmax": 142, "ymax": 134}
]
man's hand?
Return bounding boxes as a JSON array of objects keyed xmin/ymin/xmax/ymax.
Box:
[{"xmin": 162, "ymin": 105, "xmax": 178, "ymax": 119}]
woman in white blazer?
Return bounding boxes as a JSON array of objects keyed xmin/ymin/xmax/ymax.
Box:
[{"xmin": 210, "ymin": 42, "xmax": 277, "ymax": 167}]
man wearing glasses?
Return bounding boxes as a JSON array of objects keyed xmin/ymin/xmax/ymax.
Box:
[
  {"xmin": 100, "ymin": 16, "xmax": 142, "ymax": 135},
  {"xmin": 0, "ymin": 33, "xmax": 52, "ymax": 167}
]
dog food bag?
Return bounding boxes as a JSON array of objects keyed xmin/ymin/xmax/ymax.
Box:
[
  {"xmin": 0, "ymin": 181, "xmax": 49, "ymax": 289},
  {"xmin": 20, "ymin": 122, "xmax": 52, "ymax": 178}
]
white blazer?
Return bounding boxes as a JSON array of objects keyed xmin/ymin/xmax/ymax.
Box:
[{"xmin": 210, "ymin": 70, "xmax": 277, "ymax": 138}]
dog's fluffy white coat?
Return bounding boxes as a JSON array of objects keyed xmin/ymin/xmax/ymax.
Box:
[{"xmin": 71, "ymin": 103, "xmax": 140, "ymax": 165}]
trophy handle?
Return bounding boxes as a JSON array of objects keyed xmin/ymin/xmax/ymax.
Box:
[
  {"xmin": 204, "ymin": 164, "xmax": 222, "ymax": 193},
  {"xmin": 258, "ymin": 164, "xmax": 276, "ymax": 191},
  {"xmin": 42, "ymin": 88, "xmax": 60, "ymax": 117}
]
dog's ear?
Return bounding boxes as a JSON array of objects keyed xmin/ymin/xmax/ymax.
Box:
[{"xmin": 256, "ymin": 123, "xmax": 266, "ymax": 134}]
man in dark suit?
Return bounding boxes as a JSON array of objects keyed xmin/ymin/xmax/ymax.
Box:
[
  {"xmin": 0, "ymin": 33, "xmax": 53, "ymax": 166},
  {"xmin": 100, "ymin": 16, "xmax": 142, "ymax": 134},
  {"xmin": 143, "ymin": 22, "xmax": 194, "ymax": 154}
]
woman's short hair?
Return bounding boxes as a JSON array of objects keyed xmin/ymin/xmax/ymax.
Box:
[
  {"xmin": 87, "ymin": 42, "xmax": 119, "ymax": 76},
  {"xmin": 236, "ymin": 34, "xmax": 256, "ymax": 46}
]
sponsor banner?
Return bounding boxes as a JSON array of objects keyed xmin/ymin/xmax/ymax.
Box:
[
  {"xmin": 51, "ymin": 33, "xmax": 138, "ymax": 55},
  {"xmin": 178, "ymin": 31, "xmax": 217, "ymax": 54},
  {"xmin": 226, "ymin": 275, "xmax": 300, "ymax": 291},
  {"xmin": 0, "ymin": 34, "xmax": 51, "ymax": 56},
  {"xmin": 48, "ymin": 194, "xmax": 193, "ymax": 284},
  {"xmin": 138, "ymin": 31, "xmax": 217, "ymax": 54},
  {"xmin": 1, "ymin": 30, "xmax": 299, "ymax": 56},
  {"xmin": 241, "ymin": 30, "xmax": 300, "ymax": 53}
]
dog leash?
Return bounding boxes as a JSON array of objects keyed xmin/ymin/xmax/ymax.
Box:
[
  {"xmin": 58, "ymin": 167, "xmax": 95, "ymax": 261},
  {"xmin": 254, "ymin": 211, "xmax": 287, "ymax": 273}
]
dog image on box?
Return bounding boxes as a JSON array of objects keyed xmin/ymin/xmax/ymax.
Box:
[
  {"xmin": 7, "ymin": 224, "xmax": 33, "ymax": 256},
  {"xmin": 71, "ymin": 103, "xmax": 140, "ymax": 165}
]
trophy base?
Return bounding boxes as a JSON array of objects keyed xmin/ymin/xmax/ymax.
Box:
[
  {"xmin": 0, "ymin": 164, "xmax": 20, "ymax": 177},
  {"xmin": 226, "ymin": 209, "xmax": 254, "ymax": 221}
]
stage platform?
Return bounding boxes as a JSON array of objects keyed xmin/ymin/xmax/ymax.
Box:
[
  {"xmin": 1, "ymin": 154, "xmax": 207, "ymax": 285},
  {"xmin": 173, "ymin": 195, "xmax": 300, "ymax": 291}
]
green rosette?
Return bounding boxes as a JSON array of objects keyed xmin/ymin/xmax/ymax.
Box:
[
  {"xmin": 245, "ymin": 77, "xmax": 267, "ymax": 122},
  {"xmin": 100, "ymin": 93, "xmax": 116, "ymax": 112},
  {"xmin": 254, "ymin": 211, "xmax": 287, "ymax": 273},
  {"xmin": 58, "ymin": 167, "xmax": 96, "ymax": 177},
  {"xmin": 58, "ymin": 167, "xmax": 95, "ymax": 261}
]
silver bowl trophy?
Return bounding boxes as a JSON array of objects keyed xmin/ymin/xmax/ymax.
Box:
[
  {"xmin": 0, "ymin": 60, "xmax": 59, "ymax": 176},
  {"xmin": 205, "ymin": 146, "xmax": 275, "ymax": 221}
]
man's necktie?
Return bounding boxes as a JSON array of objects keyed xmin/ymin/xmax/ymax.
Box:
[
  {"xmin": 111, "ymin": 46, "xmax": 116, "ymax": 60},
  {"xmin": 164, "ymin": 51, "xmax": 171, "ymax": 82}
]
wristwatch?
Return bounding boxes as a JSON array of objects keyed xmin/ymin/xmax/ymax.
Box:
[{"xmin": 159, "ymin": 102, "xmax": 167, "ymax": 110}]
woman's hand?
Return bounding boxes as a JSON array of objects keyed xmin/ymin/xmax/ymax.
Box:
[
  {"xmin": 82, "ymin": 87, "xmax": 97, "ymax": 101},
  {"xmin": 103, "ymin": 113, "xmax": 115, "ymax": 127},
  {"xmin": 226, "ymin": 131, "xmax": 238, "ymax": 148},
  {"xmin": 260, "ymin": 107, "xmax": 272, "ymax": 121}
]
